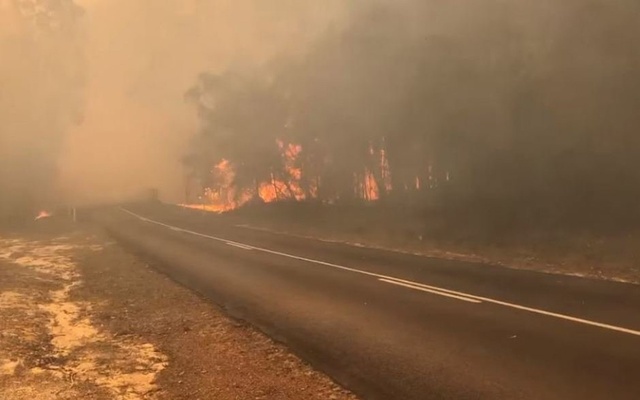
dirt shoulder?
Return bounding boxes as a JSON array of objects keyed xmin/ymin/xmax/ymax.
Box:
[{"xmin": 0, "ymin": 218, "xmax": 357, "ymax": 400}]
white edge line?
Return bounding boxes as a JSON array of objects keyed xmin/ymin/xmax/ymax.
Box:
[
  {"xmin": 379, "ymin": 276, "xmax": 640, "ymax": 337},
  {"xmin": 120, "ymin": 207, "xmax": 640, "ymax": 338},
  {"xmin": 226, "ymin": 242, "xmax": 254, "ymax": 250},
  {"xmin": 379, "ymin": 278, "xmax": 482, "ymax": 304}
]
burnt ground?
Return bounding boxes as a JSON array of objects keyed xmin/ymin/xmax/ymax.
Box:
[{"xmin": 0, "ymin": 217, "xmax": 357, "ymax": 400}]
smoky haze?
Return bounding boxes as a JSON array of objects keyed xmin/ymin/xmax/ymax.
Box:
[
  {"xmin": 0, "ymin": 0, "xmax": 347, "ymax": 216},
  {"xmin": 184, "ymin": 0, "xmax": 640, "ymax": 231},
  {"xmin": 0, "ymin": 0, "xmax": 83, "ymax": 216},
  {"xmin": 1, "ymin": 0, "xmax": 639, "ymax": 229}
]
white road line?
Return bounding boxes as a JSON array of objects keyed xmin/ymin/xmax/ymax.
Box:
[
  {"xmin": 226, "ymin": 242, "xmax": 254, "ymax": 250},
  {"xmin": 383, "ymin": 276, "xmax": 514, "ymax": 299},
  {"xmin": 379, "ymin": 278, "xmax": 482, "ymax": 303},
  {"xmin": 120, "ymin": 208, "xmax": 640, "ymax": 337}
]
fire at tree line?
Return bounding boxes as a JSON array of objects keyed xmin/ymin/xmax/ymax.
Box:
[
  {"xmin": 1, "ymin": 0, "xmax": 639, "ymax": 239},
  {"xmin": 182, "ymin": 2, "xmax": 640, "ymax": 235}
]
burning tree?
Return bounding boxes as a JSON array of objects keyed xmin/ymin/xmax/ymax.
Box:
[
  {"xmin": 184, "ymin": 0, "xmax": 640, "ymax": 231},
  {"xmin": 185, "ymin": 71, "xmax": 297, "ymax": 205}
]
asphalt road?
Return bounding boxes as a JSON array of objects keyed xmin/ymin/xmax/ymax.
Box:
[{"xmin": 96, "ymin": 205, "xmax": 640, "ymax": 400}]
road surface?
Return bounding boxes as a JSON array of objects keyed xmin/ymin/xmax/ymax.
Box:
[{"xmin": 96, "ymin": 205, "xmax": 640, "ymax": 400}]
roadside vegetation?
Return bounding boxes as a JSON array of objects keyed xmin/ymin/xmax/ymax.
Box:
[{"xmin": 182, "ymin": 1, "xmax": 640, "ymax": 281}]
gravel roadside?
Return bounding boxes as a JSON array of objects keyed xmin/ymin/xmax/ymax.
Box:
[{"xmin": 0, "ymin": 218, "xmax": 358, "ymax": 400}]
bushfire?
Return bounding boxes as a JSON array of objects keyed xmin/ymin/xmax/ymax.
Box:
[{"xmin": 181, "ymin": 141, "xmax": 422, "ymax": 212}]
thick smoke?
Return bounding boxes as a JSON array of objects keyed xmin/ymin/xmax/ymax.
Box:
[
  {"xmin": 0, "ymin": 0, "xmax": 84, "ymax": 217},
  {"xmin": 1, "ymin": 0, "xmax": 347, "ymax": 217},
  {"xmin": 2, "ymin": 0, "xmax": 639, "ymax": 230},
  {"xmin": 186, "ymin": 0, "xmax": 640, "ymax": 230},
  {"xmin": 56, "ymin": 0, "xmax": 347, "ymax": 206}
]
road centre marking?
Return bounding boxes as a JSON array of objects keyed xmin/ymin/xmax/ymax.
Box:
[
  {"xmin": 120, "ymin": 208, "xmax": 640, "ymax": 338},
  {"xmin": 379, "ymin": 278, "xmax": 482, "ymax": 303}
]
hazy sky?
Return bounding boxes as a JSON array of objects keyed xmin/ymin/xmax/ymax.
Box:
[
  {"xmin": 3, "ymin": 0, "xmax": 638, "ymax": 213},
  {"xmin": 56, "ymin": 0, "xmax": 347, "ymax": 204}
]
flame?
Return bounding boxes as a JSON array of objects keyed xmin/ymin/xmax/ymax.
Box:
[
  {"xmin": 365, "ymin": 171, "xmax": 379, "ymax": 201},
  {"xmin": 184, "ymin": 139, "xmax": 393, "ymax": 212},
  {"xmin": 269, "ymin": 140, "xmax": 305, "ymax": 201},
  {"xmin": 178, "ymin": 203, "xmax": 228, "ymax": 213},
  {"xmin": 35, "ymin": 210, "xmax": 52, "ymax": 221}
]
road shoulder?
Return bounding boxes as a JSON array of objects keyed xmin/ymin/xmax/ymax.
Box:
[{"xmin": 0, "ymin": 220, "xmax": 357, "ymax": 400}]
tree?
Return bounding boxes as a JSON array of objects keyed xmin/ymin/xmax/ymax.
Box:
[{"xmin": 186, "ymin": 71, "xmax": 289, "ymax": 201}]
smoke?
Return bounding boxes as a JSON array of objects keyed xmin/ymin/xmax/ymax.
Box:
[
  {"xmin": 0, "ymin": 0, "xmax": 84, "ymax": 216},
  {"xmin": 2, "ymin": 0, "xmax": 639, "ymax": 226},
  {"xmin": 0, "ymin": 0, "xmax": 348, "ymax": 216},
  {"xmin": 55, "ymin": 0, "xmax": 347, "ymax": 206},
  {"xmin": 184, "ymin": 0, "xmax": 640, "ymax": 228}
]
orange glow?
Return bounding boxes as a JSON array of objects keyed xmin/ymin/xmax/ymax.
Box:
[
  {"xmin": 259, "ymin": 182, "xmax": 278, "ymax": 202},
  {"xmin": 184, "ymin": 140, "xmax": 392, "ymax": 211},
  {"xmin": 252, "ymin": 140, "xmax": 306, "ymax": 203},
  {"xmin": 178, "ymin": 203, "xmax": 227, "ymax": 213},
  {"xmin": 364, "ymin": 171, "xmax": 379, "ymax": 201},
  {"xmin": 35, "ymin": 210, "xmax": 52, "ymax": 221}
]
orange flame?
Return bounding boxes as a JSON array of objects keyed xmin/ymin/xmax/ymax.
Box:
[
  {"xmin": 35, "ymin": 210, "xmax": 52, "ymax": 221},
  {"xmin": 184, "ymin": 139, "xmax": 392, "ymax": 212}
]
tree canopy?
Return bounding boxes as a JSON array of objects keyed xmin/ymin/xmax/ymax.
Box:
[{"xmin": 185, "ymin": 0, "xmax": 640, "ymax": 230}]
